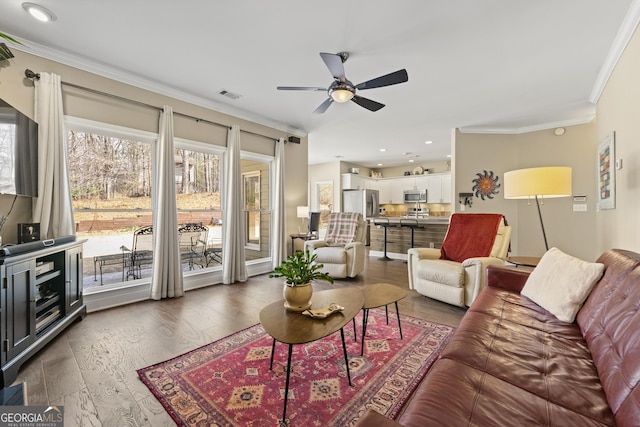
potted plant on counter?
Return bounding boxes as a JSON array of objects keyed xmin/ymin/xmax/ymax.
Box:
[{"xmin": 270, "ymin": 251, "xmax": 334, "ymax": 312}]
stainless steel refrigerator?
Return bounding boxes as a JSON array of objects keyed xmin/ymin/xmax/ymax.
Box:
[{"xmin": 342, "ymin": 189, "xmax": 379, "ymax": 245}]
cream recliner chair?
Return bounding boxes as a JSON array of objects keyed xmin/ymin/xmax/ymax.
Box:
[
  {"xmin": 408, "ymin": 213, "xmax": 511, "ymax": 307},
  {"xmin": 304, "ymin": 212, "xmax": 367, "ymax": 278}
]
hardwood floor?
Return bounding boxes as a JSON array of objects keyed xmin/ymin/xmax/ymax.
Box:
[{"xmin": 14, "ymin": 251, "xmax": 466, "ymax": 426}]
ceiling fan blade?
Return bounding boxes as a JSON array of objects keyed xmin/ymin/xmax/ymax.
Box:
[
  {"xmin": 313, "ymin": 98, "xmax": 333, "ymax": 114},
  {"xmin": 351, "ymin": 95, "xmax": 385, "ymax": 112},
  {"xmin": 320, "ymin": 52, "xmax": 346, "ymax": 81},
  {"xmin": 277, "ymin": 86, "xmax": 326, "ymax": 91},
  {"xmin": 355, "ymin": 69, "xmax": 408, "ymax": 90}
]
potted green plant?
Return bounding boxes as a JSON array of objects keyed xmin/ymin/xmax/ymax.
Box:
[{"xmin": 270, "ymin": 251, "xmax": 334, "ymax": 312}]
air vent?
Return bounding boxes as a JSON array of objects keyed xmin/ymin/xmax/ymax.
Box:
[{"xmin": 217, "ymin": 89, "xmax": 242, "ymax": 100}]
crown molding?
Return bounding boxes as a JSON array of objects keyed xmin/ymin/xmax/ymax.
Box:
[
  {"xmin": 458, "ymin": 114, "xmax": 595, "ymax": 135},
  {"xmin": 589, "ymin": 0, "xmax": 640, "ymax": 103},
  {"xmin": 11, "ymin": 37, "xmax": 307, "ymax": 138}
]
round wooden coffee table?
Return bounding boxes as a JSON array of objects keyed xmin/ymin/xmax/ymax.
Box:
[
  {"xmin": 359, "ymin": 283, "xmax": 407, "ymax": 356},
  {"xmin": 259, "ymin": 287, "xmax": 364, "ymax": 423}
]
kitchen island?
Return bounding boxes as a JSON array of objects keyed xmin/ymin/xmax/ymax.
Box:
[{"xmin": 369, "ymin": 217, "xmax": 449, "ymax": 260}]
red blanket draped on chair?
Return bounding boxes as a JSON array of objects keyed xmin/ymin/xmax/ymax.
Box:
[{"xmin": 440, "ymin": 213, "xmax": 504, "ymax": 262}]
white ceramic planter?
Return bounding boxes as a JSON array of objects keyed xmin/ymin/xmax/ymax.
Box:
[{"xmin": 283, "ymin": 282, "xmax": 312, "ymax": 312}]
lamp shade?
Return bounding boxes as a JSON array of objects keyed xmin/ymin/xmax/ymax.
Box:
[
  {"xmin": 297, "ymin": 206, "xmax": 309, "ymax": 218},
  {"xmin": 504, "ymin": 167, "xmax": 572, "ymax": 199}
]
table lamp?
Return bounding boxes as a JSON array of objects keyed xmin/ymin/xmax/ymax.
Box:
[
  {"xmin": 296, "ymin": 206, "xmax": 309, "ymax": 233},
  {"xmin": 503, "ymin": 166, "xmax": 572, "ymax": 251}
]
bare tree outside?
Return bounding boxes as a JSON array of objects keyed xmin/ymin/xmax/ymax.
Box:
[{"xmin": 67, "ymin": 130, "xmax": 223, "ymax": 288}]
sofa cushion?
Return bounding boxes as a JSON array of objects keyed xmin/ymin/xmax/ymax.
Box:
[
  {"xmin": 577, "ymin": 249, "xmax": 640, "ymax": 425},
  {"xmin": 398, "ymin": 358, "xmax": 615, "ymax": 427},
  {"xmin": 314, "ymin": 246, "xmax": 346, "ymax": 264},
  {"xmin": 416, "ymin": 259, "xmax": 463, "ymax": 287},
  {"xmin": 521, "ymin": 247, "xmax": 605, "ymax": 322},
  {"xmin": 436, "ymin": 286, "xmax": 615, "ymax": 426}
]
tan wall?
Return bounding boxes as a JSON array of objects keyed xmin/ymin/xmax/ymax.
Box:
[
  {"xmin": 595, "ymin": 24, "xmax": 640, "ymax": 254},
  {"xmin": 0, "ymin": 51, "xmax": 308, "ymax": 245},
  {"xmin": 455, "ymin": 122, "xmax": 598, "ymax": 260}
]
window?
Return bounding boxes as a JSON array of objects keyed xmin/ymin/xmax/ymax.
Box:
[
  {"xmin": 174, "ymin": 139, "xmax": 224, "ymax": 271},
  {"xmin": 315, "ymin": 180, "xmax": 334, "ymax": 229},
  {"xmin": 243, "ymin": 170, "xmax": 260, "ymax": 247},
  {"xmin": 241, "ymin": 156, "xmax": 271, "ymax": 261},
  {"xmin": 67, "ymin": 123, "xmax": 156, "ymax": 290}
]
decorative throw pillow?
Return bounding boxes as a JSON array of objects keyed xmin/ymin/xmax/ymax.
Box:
[{"xmin": 521, "ymin": 247, "xmax": 605, "ymax": 323}]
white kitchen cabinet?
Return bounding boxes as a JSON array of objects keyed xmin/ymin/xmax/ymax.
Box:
[
  {"xmin": 426, "ymin": 175, "xmax": 442, "ymax": 203},
  {"xmin": 390, "ymin": 177, "xmax": 415, "ymax": 204},
  {"xmin": 441, "ymin": 173, "xmax": 452, "ymax": 203},
  {"xmin": 371, "ymin": 179, "xmax": 392, "ymax": 204},
  {"xmin": 342, "ymin": 173, "xmax": 370, "ymax": 190},
  {"xmin": 423, "ymin": 173, "xmax": 452, "ymax": 203},
  {"xmin": 414, "ymin": 176, "xmax": 429, "ymax": 191}
]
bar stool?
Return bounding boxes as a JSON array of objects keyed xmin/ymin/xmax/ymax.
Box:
[
  {"xmin": 374, "ymin": 218, "xmax": 394, "ymax": 261},
  {"xmin": 400, "ymin": 218, "xmax": 423, "ymax": 263},
  {"xmin": 399, "ymin": 218, "xmax": 419, "ymax": 249}
]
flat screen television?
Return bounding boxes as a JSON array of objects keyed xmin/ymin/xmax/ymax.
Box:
[{"xmin": 0, "ymin": 98, "xmax": 38, "ymax": 197}]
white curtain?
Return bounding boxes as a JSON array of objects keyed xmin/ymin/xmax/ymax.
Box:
[
  {"xmin": 32, "ymin": 73, "xmax": 75, "ymax": 238},
  {"xmin": 222, "ymin": 125, "xmax": 247, "ymax": 284},
  {"xmin": 271, "ymin": 138, "xmax": 287, "ymax": 268},
  {"xmin": 150, "ymin": 106, "xmax": 184, "ymax": 300}
]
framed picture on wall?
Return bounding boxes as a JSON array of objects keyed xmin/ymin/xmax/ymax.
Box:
[{"xmin": 597, "ymin": 132, "xmax": 615, "ymax": 210}]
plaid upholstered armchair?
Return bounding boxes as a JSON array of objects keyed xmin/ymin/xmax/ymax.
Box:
[{"xmin": 304, "ymin": 212, "xmax": 367, "ymax": 278}]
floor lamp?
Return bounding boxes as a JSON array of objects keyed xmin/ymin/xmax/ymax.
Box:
[{"xmin": 503, "ymin": 167, "xmax": 572, "ymax": 251}]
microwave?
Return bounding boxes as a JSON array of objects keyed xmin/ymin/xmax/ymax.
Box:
[{"xmin": 404, "ymin": 189, "xmax": 427, "ymax": 203}]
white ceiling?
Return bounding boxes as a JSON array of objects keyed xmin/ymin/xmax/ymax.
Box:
[{"xmin": 0, "ymin": 1, "xmax": 636, "ymax": 167}]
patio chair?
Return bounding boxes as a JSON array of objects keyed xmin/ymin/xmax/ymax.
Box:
[
  {"xmin": 121, "ymin": 225, "xmax": 154, "ymax": 280},
  {"xmin": 178, "ymin": 223, "xmax": 209, "ymax": 269}
]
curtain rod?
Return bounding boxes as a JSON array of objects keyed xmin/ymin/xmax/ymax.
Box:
[{"xmin": 24, "ymin": 69, "xmax": 286, "ymax": 143}]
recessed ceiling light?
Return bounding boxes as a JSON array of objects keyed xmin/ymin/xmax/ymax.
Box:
[
  {"xmin": 22, "ymin": 2, "xmax": 57, "ymax": 22},
  {"xmin": 446, "ymin": 154, "xmax": 452, "ymax": 158},
  {"xmin": 408, "ymin": 159, "xmax": 415, "ymax": 163},
  {"xmin": 377, "ymin": 163, "xmax": 383, "ymax": 166},
  {"xmin": 379, "ymin": 148, "xmax": 386, "ymax": 152},
  {"xmin": 424, "ymin": 140, "xmax": 433, "ymax": 144}
]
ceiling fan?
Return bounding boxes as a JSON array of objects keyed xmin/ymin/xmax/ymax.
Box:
[{"xmin": 277, "ymin": 52, "xmax": 408, "ymax": 114}]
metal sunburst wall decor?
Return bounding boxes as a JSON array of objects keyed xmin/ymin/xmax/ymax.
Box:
[{"xmin": 472, "ymin": 170, "xmax": 500, "ymax": 200}]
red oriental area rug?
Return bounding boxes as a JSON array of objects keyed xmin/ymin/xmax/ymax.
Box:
[{"xmin": 137, "ymin": 310, "xmax": 454, "ymax": 426}]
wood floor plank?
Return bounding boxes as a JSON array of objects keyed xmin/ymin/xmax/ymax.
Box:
[{"xmin": 54, "ymin": 388, "xmax": 102, "ymax": 427}]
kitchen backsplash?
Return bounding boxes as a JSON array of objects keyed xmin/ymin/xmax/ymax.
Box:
[{"xmin": 380, "ymin": 203, "xmax": 451, "ymax": 217}]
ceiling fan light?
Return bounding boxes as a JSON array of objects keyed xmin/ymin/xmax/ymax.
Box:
[{"xmin": 330, "ymin": 88, "xmax": 354, "ymax": 103}]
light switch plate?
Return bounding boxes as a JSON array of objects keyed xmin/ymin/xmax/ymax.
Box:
[{"xmin": 573, "ymin": 204, "xmax": 587, "ymax": 212}]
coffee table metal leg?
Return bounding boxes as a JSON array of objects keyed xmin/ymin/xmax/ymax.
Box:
[
  {"xmin": 270, "ymin": 338, "xmax": 276, "ymax": 370},
  {"xmin": 352, "ymin": 318, "xmax": 357, "ymax": 342},
  {"xmin": 395, "ymin": 301, "xmax": 403, "ymax": 340},
  {"xmin": 282, "ymin": 343, "xmax": 293, "ymax": 422},
  {"xmin": 360, "ymin": 308, "xmax": 370, "ymax": 356},
  {"xmin": 340, "ymin": 328, "xmax": 352, "ymax": 386},
  {"xmin": 385, "ymin": 305, "xmax": 389, "ymax": 324}
]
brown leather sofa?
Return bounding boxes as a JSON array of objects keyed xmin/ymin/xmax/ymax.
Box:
[{"xmin": 355, "ymin": 249, "xmax": 640, "ymax": 426}]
